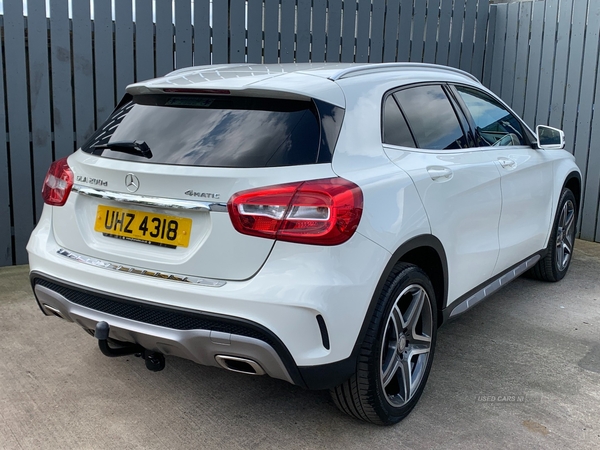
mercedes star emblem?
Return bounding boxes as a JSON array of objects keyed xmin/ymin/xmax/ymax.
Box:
[{"xmin": 125, "ymin": 173, "xmax": 140, "ymax": 193}]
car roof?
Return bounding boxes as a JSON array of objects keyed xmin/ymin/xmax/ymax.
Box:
[{"xmin": 126, "ymin": 63, "xmax": 482, "ymax": 108}]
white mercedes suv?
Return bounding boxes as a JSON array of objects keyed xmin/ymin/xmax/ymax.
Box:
[{"xmin": 27, "ymin": 63, "xmax": 580, "ymax": 425}]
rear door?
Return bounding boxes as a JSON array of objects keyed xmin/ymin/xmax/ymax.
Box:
[
  {"xmin": 53, "ymin": 94, "xmax": 343, "ymax": 281},
  {"xmin": 383, "ymin": 84, "xmax": 503, "ymax": 304}
]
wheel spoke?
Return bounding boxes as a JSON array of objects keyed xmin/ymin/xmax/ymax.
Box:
[
  {"xmin": 564, "ymin": 209, "xmax": 575, "ymax": 236},
  {"xmin": 409, "ymin": 329, "xmax": 431, "ymax": 346},
  {"xmin": 402, "ymin": 289, "xmax": 425, "ymax": 331},
  {"xmin": 398, "ymin": 357, "xmax": 412, "ymax": 402},
  {"xmin": 564, "ymin": 205, "xmax": 575, "ymax": 253},
  {"xmin": 557, "ymin": 238, "xmax": 565, "ymax": 267},
  {"xmin": 408, "ymin": 344, "xmax": 430, "ymax": 357},
  {"xmin": 564, "ymin": 240, "xmax": 572, "ymax": 257},
  {"xmin": 382, "ymin": 353, "xmax": 401, "ymax": 388},
  {"xmin": 561, "ymin": 203, "xmax": 568, "ymax": 227},
  {"xmin": 391, "ymin": 306, "xmax": 403, "ymax": 338},
  {"xmin": 562, "ymin": 240, "xmax": 572, "ymax": 269},
  {"xmin": 408, "ymin": 347, "xmax": 429, "ymax": 397}
]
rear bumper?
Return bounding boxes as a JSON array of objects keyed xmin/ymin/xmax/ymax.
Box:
[
  {"xmin": 32, "ymin": 275, "xmax": 299, "ymax": 385},
  {"xmin": 27, "ymin": 206, "xmax": 392, "ymax": 389}
]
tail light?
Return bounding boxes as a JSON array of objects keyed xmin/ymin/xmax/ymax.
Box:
[
  {"xmin": 228, "ymin": 178, "xmax": 363, "ymax": 245},
  {"xmin": 42, "ymin": 156, "xmax": 74, "ymax": 206}
]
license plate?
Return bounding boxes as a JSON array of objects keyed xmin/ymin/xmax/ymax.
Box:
[{"xmin": 94, "ymin": 205, "xmax": 192, "ymax": 248}]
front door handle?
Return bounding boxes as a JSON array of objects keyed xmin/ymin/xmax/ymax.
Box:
[
  {"xmin": 427, "ymin": 166, "xmax": 453, "ymax": 182},
  {"xmin": 498, "ymin": 157, "xmax": 516, "ymax": 169}
]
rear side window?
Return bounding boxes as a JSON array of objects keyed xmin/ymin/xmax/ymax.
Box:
[
  {"xmin": 394, "ymin": 85, "xmax": 468, "ymax": 150},
  {"xmin": 82, "ymin": 95, "xmax": 343, "ymax": 168},
  {"xmin": 455, "ymin": 86, "xmax": 527, "ymax": 147},
  {"xmin": 383, "ymin": 96, "xmax": 416, "ymax": 147}
]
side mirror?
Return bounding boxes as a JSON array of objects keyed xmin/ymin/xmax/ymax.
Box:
[{"xmin": 536, "ymin": 125, "xmax": 565, "ymax": 150}]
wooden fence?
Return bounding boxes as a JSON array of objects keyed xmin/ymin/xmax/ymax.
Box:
[
  {"xmin": 0, "ymin": 0, "xmax": 490, "ymax": 265},
  {"xmin": 486, "ymin": 0, "xmax": 600, "ymax": 242}
]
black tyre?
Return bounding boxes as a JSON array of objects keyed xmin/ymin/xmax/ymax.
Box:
[
  {"xmin": 529, "ymin": 188, "xmax": 577, "ymax": 282},
  {"xmin": 330, "ymin": 263, "xmax": 437, "ymax": 425}
]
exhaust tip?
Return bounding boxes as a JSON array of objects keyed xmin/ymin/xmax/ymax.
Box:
[
  {"xmin": 215, "ymin": 355, "xmax": 265, "ymax": 376},
  {"xmin": 41, "ymin": 303, "xmax": 66, "ymax": 320}
]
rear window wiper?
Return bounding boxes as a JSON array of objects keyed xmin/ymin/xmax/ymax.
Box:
[{"xmin": 93, "ymin": 140, "xmax": 153, "ymax": 159}]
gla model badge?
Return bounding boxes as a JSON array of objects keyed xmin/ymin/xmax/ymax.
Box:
[{"xmin": 125, "ymin": 173, "xmax": 140, "ymax": 193}]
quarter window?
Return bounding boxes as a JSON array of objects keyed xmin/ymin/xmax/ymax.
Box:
[
  {"xmin": 383, "ymin": 95, "xmax": 416, "ymax": 147},
  {"xmin": 394, "ymin": 85, "xmax": 468, "ymax": 150},
  {"xmin": 456, "ymin": 86, "xmax": 527, "ymax": 147}
]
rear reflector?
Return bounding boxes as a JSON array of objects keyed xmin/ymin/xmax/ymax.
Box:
[
  {"xmin": 42, "ymin": 156, "xmax": 74, "ymax": 207},
  {"xmin": 228, "ymin": 178, "xmax": 363, "ymax": 246}
]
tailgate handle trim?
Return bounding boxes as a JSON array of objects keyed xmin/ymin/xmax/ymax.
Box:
[{"xmin": 72, "ymin": 185, "xmax": 228, "ymax": 212}]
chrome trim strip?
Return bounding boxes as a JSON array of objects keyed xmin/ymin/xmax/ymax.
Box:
[
  {"xmin": 449, "ymin": 255, "xmax": 541, "ymax": 318},
  {"xmin": 57, "ymin": 248, "xmax": 227, "ymax": 287},
  {"xmin": 72, "ymin": 185, "xmax": 228, "ymax": 212}
]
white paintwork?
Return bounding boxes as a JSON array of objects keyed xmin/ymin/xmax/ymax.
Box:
[
  {"xmin": 27, "ymin": 63, "xmax": 581, "ymax": 375},
  {"xmin": 492, "ymin": 145, "xmax": 556, "ymax": 275},
  {"xmin": 384, "ymin": 147, "xmax": 503, "ymax": 303},
  {"xmin": 330, "ymin": 70, "xmax": 504, "ymax": 304},
  {"xmin": 59, "ymin": 152, "xmax": 337, "ymax": 281}
]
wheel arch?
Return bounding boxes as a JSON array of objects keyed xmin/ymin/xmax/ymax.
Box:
[
  {"xmin": 375, "ymin": 235, "xmax": 448, "ymax": 326},
  {"xmin": 564, "ymin": 171, "xmax": 581, "ymax": 216},
  {"xmin": 298, "ymin": 234, "xmax": 449, "ymax": 390},
  {"xmin": 396, "ymin": 241, "xmax": 447, "ymax": 325}
]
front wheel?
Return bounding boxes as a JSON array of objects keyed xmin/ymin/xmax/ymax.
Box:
[
  {"xmin": 529, "ymin": 188, "xmax": 577, "ymax": 282},
  {"xmin": 330, "ymin": 263, "xmax": 437, "ymax": 425}
]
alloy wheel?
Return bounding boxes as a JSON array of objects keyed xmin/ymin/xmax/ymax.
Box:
[
  {"xmin": 379, "ymin": 284, "xmax": 433, "ymax": 407},
  {"xmin": 556, "ymin": 199, "xmax": 575, "ymax": 272}
]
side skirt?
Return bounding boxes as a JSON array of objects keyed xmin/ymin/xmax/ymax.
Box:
[{"xmin": 442, "ymin": 253, "xmax": 543, "ymax": 322}]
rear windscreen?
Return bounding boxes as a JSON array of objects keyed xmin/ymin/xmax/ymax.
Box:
[{"xmin": 81, "ymin": 94, "xmax": 343, "ymax": 167}]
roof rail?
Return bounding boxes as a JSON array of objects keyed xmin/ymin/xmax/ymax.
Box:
[{"xmin": 328, "ymin": 63, "xmax": 480, "ymax": 83}]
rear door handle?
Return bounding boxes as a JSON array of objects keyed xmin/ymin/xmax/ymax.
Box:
[
  {"xmin": 427, "ymin": 166, "xmax": 453, "ymax": 182},
  {"xmin": 498, "ymin": 157, "xmax": 516, "ymax": 169}
]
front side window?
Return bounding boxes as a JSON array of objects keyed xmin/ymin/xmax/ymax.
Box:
[
  {"xmin": 393, "ymin": 85, "xmax": 469, "ymax": 150},
  {"xmin": 456, "ymin": 86, "xmax": 527, "ymax": 147}
]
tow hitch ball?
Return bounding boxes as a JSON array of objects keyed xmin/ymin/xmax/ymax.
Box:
[{"xmin": 94, "ymin": 321, "xmax": 166, "ymax": 372}]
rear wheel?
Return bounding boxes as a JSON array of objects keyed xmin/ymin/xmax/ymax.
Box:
[
  {"xmin": 330, "ymin": 264, "xmax": 437, "ymax": 425},
  {"xmin": 529, "ymin": 188, "xmax": 577, "ymax": 282}
]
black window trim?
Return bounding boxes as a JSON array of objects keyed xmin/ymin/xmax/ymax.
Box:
[
  {"xmin": 381, "ymin": 82, "xmax": 471, "ymax": 151},
  {"xmin": 447, "ymin": 83, "xmax": 536, "ymax": 148},
  {"xmin": 443, "ymin": 84, "xmax": 476, "ymax": 148}
]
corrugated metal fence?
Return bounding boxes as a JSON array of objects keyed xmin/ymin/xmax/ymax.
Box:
[
  {"xmin": 0, "ymin": 0, "xmax": 490, "ymax": 266},
  {"xmin": 486, "ymin": 0, "xmax": 600, "ymax": 242}
]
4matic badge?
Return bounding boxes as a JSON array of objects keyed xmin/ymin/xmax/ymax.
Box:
[{"xmin": 184, "ymin": 190, "xmax": 220, "ymax": 200}]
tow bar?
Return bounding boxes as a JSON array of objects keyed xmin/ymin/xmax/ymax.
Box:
[{"xmin": 94, "ymin": 321, "xmax": 166, "ymax": 372}]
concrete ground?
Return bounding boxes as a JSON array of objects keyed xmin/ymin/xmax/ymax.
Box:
[{"xmin": 1, "ymin": 241, "xmax": 599, "ymax": 450}]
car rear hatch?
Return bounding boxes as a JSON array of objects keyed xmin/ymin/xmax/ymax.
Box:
[{"xmin": 51, "ymin": 91, "xmax": 344, "ymax": 281}]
